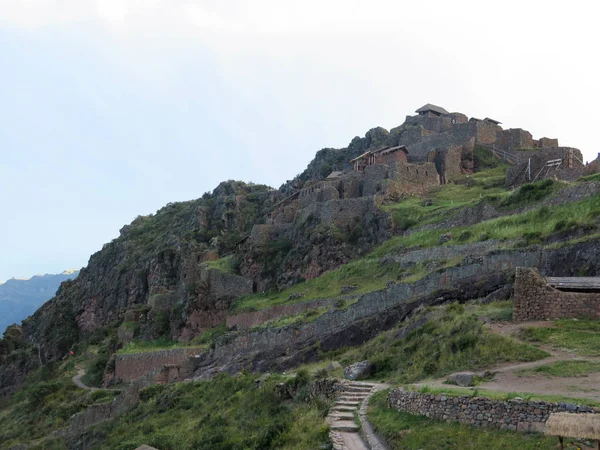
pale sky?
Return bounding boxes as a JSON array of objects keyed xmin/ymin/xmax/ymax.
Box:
[{"xmin": 1, "ymin": 0, "xmax": 599, "ymax": 282}]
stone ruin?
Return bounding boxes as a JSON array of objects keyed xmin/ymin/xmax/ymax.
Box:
[{"xmin": 514, "ymin": 267, "xmax": 600, "ymax": 321}]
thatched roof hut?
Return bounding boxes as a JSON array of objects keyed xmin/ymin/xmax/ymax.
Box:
[{"xmin": 545, "ymin": 413, "xmax": 600, "ymax": 449}]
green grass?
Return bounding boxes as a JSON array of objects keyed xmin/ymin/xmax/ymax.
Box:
[
  {"xmin": 326, "ymin": 302, "xmax": 547, "ymax": 384},
  {"xmin": 553, "ymin": 319, "xmax": 600, "ymax": 332},
  {"xmin": 578, "ymin": 172, "xmax": 600, "ymax": 183},
  {"xmin": 496, "ymin": 179, "xmax": 558, "ymax": 209},
  {"xmin": 231, "ymin": 258, "xmax": 406, "ymax": 313},
  {"xmin": 467, "ymin": 300, "xmax": 513, "ymax": 322},
  {"xmin": 372, "ymin": 191, "xmax": 600, "ymax": 256},
  {"xmin": 0, "ymin": 362, "xmax": 97, "ymax": 449},
  {"xmin": 410, "ymin": 384, "xmax": 600, "ymax": 408},
  {"xmin": 383, "ymin": 164, "xmax": 508, "ymax": 232},
  {"xmin": 367, "ymin": 390, "xmax": 572, "ymax": 450},
  {"xmin": 521, "ymin": 324, "xmax": 600, "ymax": 357},
  {"xmin": 201, "ymin": 255, "xmax": 239, "ymax": 274},
  {"xmin": 517, "ymin": 360, "xmax": 600, "ymax": 378},
  {"xmin": 95, "ymin": 373, "xmax": 330, "ymax": 450},
  {"xmin": 117, "ymin": 339, "xmax": 207, "ymax": 355}
]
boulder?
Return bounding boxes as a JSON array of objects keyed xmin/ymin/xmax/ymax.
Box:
[
  {"xmin": 446, "ymin": 372, "xmax": 476, "ymax": 387},
  {"xmin": 344, "ymin": 361, "xmax": 374, "ymax": 380},
  {"xmin": 327, "ymin": 361, "xmax": 342, "ymax": 372},
  {"xmin": 439, "ymin": 233, "xmax": 453, "ymax": 244},
  {"xmin": 340, "ymin": 285, "xmax": 359, "ymax": 295}
]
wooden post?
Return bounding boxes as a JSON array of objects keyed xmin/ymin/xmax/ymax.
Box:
[
  {"xmin": 596, "ymin": 438, "xmax": 599, "ymax": 450},
  {"xmin": 558, "ymin": 436, "xmax": 563, "ymax": 450}
]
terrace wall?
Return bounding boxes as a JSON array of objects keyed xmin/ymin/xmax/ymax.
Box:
[{"xmin": 388, "ymin": 389, "xmax": 596, "ymax": 433}]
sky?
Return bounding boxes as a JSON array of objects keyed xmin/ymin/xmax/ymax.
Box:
[{"xmin": 0, "ymin": 0, "xmax": 599, "ymax": 282}]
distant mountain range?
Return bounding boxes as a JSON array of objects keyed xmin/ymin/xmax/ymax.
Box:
[{"xmin": 0, "ymin": 270, "xmax": 79, "ymax": 333}]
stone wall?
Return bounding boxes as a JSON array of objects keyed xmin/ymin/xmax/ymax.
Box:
[
  {"xmin": 115, "ymin": 347, "xmax": 204, "ymax": 382},
  {"xmin": 296, "ymin": 196, "xmax": 383, "ymax": 229},
  {"xmin": 506, "ymin": 147, "xmax": 585, "ymax": 187},
  {"xmin": 538, "ymin": 137, "xmax": 559, "ymax": 148},
  {"xmin": 388, "ymin": 240, "xmax": 502, "ymax": 266},
  {"xmin": 226, "ymin": 297, "xmax": 339, "ymax": 330},
  {"xmin": 388, "ymin": 389, "xmax": 596, "ymax": 433},
  {"xmin": 498, "ymin": 128, "xmax": 534, "ymax": 150},
  {"xmin": 192, "ymin": 238, "xmax": 600, "ymax": 379},
  {"xmin": 69, "ymin": 382, "xmax": 143, "ymax": 435},
  {"xmin": 513, "ymin": 267, "xmax": 600, "ymax": 321},
  {"xmin": 229, "ymin": 241, "xmax": 500, "ymax": 330},
  {"xmin": 180, "ymin": 269, "xmax": 254, "ymax": 340},
  {"xmin": 474, "ymin": 121, "xmax": 501, "ymax": 144}
]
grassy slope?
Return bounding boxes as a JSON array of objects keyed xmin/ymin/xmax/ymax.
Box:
[
  {"xmin": 95, "ymin": 373, "xmax": 329, "ymax": 450},
  {"xmin": 367, "ymin": 390, "xmax": 585, "ymax": 450},
  {"xmin": 0, "ymin": 361, "xmax": 118, "ymax": 450},
  {"xmin": 521, "ymin": 319, "xmax": 600, "ymax": 357},
  {"xmin": 233, "ymin": 162, "xmax": 599, "ymax": 314},
  {"xmin": 319, "ymin": 302, "xmax": 547, "ymax": 384},
  {"xmin": 517, "ymin": 360, "xmax": 600, "ymax": 378}
]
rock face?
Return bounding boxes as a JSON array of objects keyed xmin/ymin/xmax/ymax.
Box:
[
  {"xmin": 446, "ymin": 372, "xmax": 476, "ymax": 387},
  {"xmin": 343, "ymin": 361, "xmax": 374, "ymax": 380},
  {"xmin": 16, "ymin": 181, "xmax": 275, "ymax": 365}
]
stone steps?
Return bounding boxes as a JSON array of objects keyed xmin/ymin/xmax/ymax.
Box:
[
  {"xmin": 327, "ymin": 381, "xmax": 381, "ymax": 449},
  {"xmin": 346, "ymin": 383, "xmax": 374, "ymax": 390},
  {"xmin": 331, "ymin": 405, "xmax": 358, "ymax": 412},
  {"xmin": 329, "ymin": 412, "xmax": 355, "ymax": 421},
  {"xmin": 329, "ymin": 420, "xmax": 360, "ymax": 432},
  {"xmin": 338, "ymin": 394, "xmax": 369, "ymax": 401}
]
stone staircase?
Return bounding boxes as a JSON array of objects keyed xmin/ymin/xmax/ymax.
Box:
[{"xmin": 328, "ymin": 382, "xmax": 377, "ymax": 450}]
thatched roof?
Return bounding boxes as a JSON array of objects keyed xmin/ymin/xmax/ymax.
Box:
[
  {"xmin": 415, "ymin": 103, "xmax": 449, "ymax": 115},
  {"xmin": 545, "ymin": 413, "xmax": 600, "ymax": 439}
]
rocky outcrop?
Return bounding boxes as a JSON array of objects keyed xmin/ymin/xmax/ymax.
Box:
[{"xmin": 240, "ymin": 196, "xmax": 392, "ymax": 290}]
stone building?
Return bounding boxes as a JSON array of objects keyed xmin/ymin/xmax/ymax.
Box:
[
  {"xmin": 513, "ymin": 267, "xmax": 600, "ymax": 321},
  {"xmin": 415, "ymin": 103, "xmax": 450, "ymax": 117},
  {"xmin": 506, "ymin": 147, "xmax": 585, "ymax": 187},
  {"xmin": 350, "ymin": 145, "xmax": 409, "ymax": 172}
]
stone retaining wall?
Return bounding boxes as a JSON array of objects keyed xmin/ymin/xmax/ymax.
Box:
[
  {"xmin": 226, "ymin": 298, "xmax": 339, "ymax": 330},
  {"xmin": 192, "ymin": 238, "xmax": 600, "ymax": 379},
  {"xmin": 388, "ymin": 389, "xmax": 596, "ymax": 433},
  {"xmin": 514, "ymin": 267, "xmax": 600, "ymax": 321},
  {"xmin": 115, "ymin": 347, "xmax": 204, "ymax": 383}
]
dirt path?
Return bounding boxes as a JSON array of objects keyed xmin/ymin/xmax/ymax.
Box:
[
  {"xmin": 328, "ymin": 381, "xmax": 390, "ymax": 450},
  {"xmin": 72, "ymin": 367, "xmax": 99, "ymax": 392},
  {"xmin": 417, "ymin": 320, "xmax": 600, "ymax": 402}
]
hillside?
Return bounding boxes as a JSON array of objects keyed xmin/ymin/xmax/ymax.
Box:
[
  {"xmin": 0, "ymin": 270, "xmax": 79, "ymax": 332},
  {"xmin": 2, "ymin": 104, "xmax": 600, "ymax": 449}
]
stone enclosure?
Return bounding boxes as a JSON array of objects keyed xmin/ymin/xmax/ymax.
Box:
[
  {"xmin": 388, "ymin": 389, "xmax": 596, "ymax": 433},
  {"xmin": 513, "ymin": 267, "xmax": 600, "ymax": 321}
]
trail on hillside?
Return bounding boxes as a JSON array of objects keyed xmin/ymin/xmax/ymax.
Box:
[
  {"xmin": 415, "ymin": 321, "xmax": 600, "ymax": 402},
  {"xmin": 72, "ymin": 367, "xmax": 99, "ymax": 392}
]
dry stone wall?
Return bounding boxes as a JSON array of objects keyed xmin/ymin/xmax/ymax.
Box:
[
  {"xmin": 193, "ymin": 238, "xmax": 600, "ymax": 379},
  {"xmin": 514, "ymin": 267, "xmax": 600, "ymax": 321},
  {"xmin": 115, "ymin": 347, "xmax": 203, "ymax": 382},
  {"xmin": 388, "ymin": 389, "xmax": 596, "ymax": 433},
  {"xmin": 226, "ymin": 298, "xmax": 339, "ymax": 330}
]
